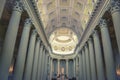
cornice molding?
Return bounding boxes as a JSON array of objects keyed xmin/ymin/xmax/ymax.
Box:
[
  {"xmin": 74, "ymin": 0, "xmax": 111, "ymax": 57},
  {"xmin": 22, "ymin": 0, "xmax": 51, "ymax": 53},
  {"xmin": 47, "ymin": 26, "xmax": 80, "ymax": 40},
  {"xmin": 49, "ymin": 52, "xmax": 76, "ymax": 59}
]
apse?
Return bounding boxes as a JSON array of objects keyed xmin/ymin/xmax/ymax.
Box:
[{"xmin": 49, "ymin": 27, "xmax": 78, "ymax": 55}]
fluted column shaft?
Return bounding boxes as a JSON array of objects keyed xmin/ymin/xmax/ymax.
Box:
[
  {"xmin": 64, "ymin": 60, "xmax": 66, "ymax": 74},
  {"xmin": 39, "ymin": 47, "xmax": 44, "ymax": 80},
  {"xmin": 69, "ymin": 60, "xmax": 73, "ymax": 79},
  {"xmin": 111, "ymin": 1, "xmax": 120, "ymax": 53},
  {"xmin": 47, "ymin": 55, "xmax": 49, "ymax": 79},
  {"xmin": 82, "ymin": 48, "xmax": 87, "ymax": 80},
  {"xmin": 44, "ymin": 53, "xmax": 48, "ymax": 80},
  {"xmin": 85, "ymin": 44, "xmax": 91, "ymax": 80},
  {"xmin": 77, "ymin": 57, "xmax": 79, "ymax": 80},
  {"xmin": 66, "ymin": 59, "xmax": 68, "ymax": 77},
  {"xmin": 93, "ymin": 30, "xmax": 105, "ymax": 80},
  {"xmin": 73, "ymin": 59, "xmax": 76, "ymax": 77},
  {"xmin": 50, "ymin": 58, "xmax": 53, "ymax": 79},
  {"xmin": 31, "ymin": 37, "xmax": 41, "ymax": 80},
  {"xmin": 13, "ymin": 18, "xmax": 32, "ymax": 80},
  {"xmin": 58, "ymin": 59, "xmax": 60, "ymax": 75},
  {"xmin": 99, "ymin": 19, "xmax": 116, "ymax": 80},
  {"xmin": 48, "ymin": 55, "xmax": 51, "ymax": 80},
  {"xmin": 37, "ymin": 44, "xmax": 43, "ymax": 80},
  {"xmin": 0, "ymin": 1, "xmax": 23, "ymax": 80},
  {"xmin": 41, "ymin": 49, "xmax": 46, "ymax": 80},
  {"xmin": 53, "ymin": 59, "xmax": 57, "ymax": 76},
  {"xmin": 88, "ymin": 38, "xmax": 97, "ymax": 80},
  {"xmin": 0, "ymin": 0, "xmax": 6, "ymax": 19},
  {"xmin": 79, "ymin": 53, "xmax": 83, "ymax": 80},
  {"xmin": 23, "ymin": 30, "xmax": 37, "ymax": 80},
  {"xmin": 53, "ymin": 60, "xmax": 55, "ymax": 76},
  {"xmin": 47, "ymin": 55, "xmax": 50, "ymax": 80}
]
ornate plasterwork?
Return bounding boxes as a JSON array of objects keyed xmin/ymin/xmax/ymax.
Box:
[
  {"xmin": 36, "ymin": 0, "xmax": 97, "ymax": 34},
  {"xmin": 35, "ymin": 0, "xmax": 98, "ymax": 55},
  {"xmin": 49, "ymin": 28, "xmax": 78, "ymax": 55}
]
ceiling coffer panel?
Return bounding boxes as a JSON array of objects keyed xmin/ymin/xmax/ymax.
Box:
[
  {"xmin": 60, "ymin": 8, "xmax": 69, "ymax": 15},
  {"xmin": 47, "ymin": 0, "xmax": 56, "ymax": 11},
  {"xmin": 60, "ymin": 0, "xmax": 70, "ymax": 7},
  {"xmin": 60, "ymin": 16, "xmax": 68, "ymax": 22},
  {"xmin": 74, "ymin": 1, "xmax": 83, "ymax": 12},
  {"xmin": 48, "ymin": 11, "xmax": 56, "ymax": 19}
]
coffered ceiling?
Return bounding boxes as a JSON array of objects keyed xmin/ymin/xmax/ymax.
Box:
[{"xmin": 36, "ymin": 0, "xmax": 97, "ymax": 55}]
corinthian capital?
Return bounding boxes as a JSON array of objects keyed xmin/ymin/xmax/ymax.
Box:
[
  {"xmin": 110, "ymin": 1, "xmax": 120, "ymax": 14},
  {"xmin": 13, "ymin": 1, "xmax": 23, "ymax": 13}
]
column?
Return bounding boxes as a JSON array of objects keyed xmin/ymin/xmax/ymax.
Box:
[
  {"xmin": 46, "ymin": 55, "xmax": 49, "ymax": 80},
  {"xmin": 69, "ymin": 60, "xmax": 73, "ymax": 79},
  {"xmin": 37, "ymin": 44, "xmax": 43, "ymax": 80},
  {"xmin": 99, "ymin": 19, "xmax": 116, "ymax": 80},
  {"xmin": 82, "ymin": 48, "xmax": 87, "ymax": 80},
  {"xmin": 13, "ymin": 18, "xmax": 32, "ymax": 80},
  {"xmin": 41, "ymin": 49, "xmax": 46, "ymax": 80},
  {"xmin": 77, "ymin": 56, "xmax": 80, "ymax": 80},
  {"xmin": 0, "ymin": 0, "xmax": 6, "ymax": 19},
  {"xmin": 111, "ymin": 1, "xmax": 120, "ymax": 53},
  {"xmin": 52, "ymin": 60, "xmax": 55, "ymax": 78},
  {"xmin": 79, "ymin": 52, "xmax": 83, "ymax": 80},
  {"xmin": 58, "ymin": 59, "xmax": 60, "ymax": 76},
  {"xmin": 78, "ymin": 56, "xmax": 80, "ymax": 80},
  {"xmin": 66, "ymin": 59, "xmax": 68, "ymax": 77},
  {"xmin": 43, "ymin": 53, "xmax": 48, "ymax": 80},
  {"xmin": 85, "ymin": 43, "xmax": 91, "ymax": 80},
  {"xmin": 64, "ymin": 60, "xmax": 66, "ymax": 75},
  {"xmin": 54, "ymin": 59, "xmax": 58, "ymax": 77},
  {"xmin": 48, "ymin": 56, "xmax": 51, "ymax": 80},
  {"xmin": 75, "ymin": 56, "xmax": 78, "ymax": 80},
  {"xmin": 31, "ymin": 37, "xmax": 41, "ymax": 80},
  {"xmin": 40, "ymin": 49, "xmax": 44, "ymax": 80},
  {"xmin": 88, "ymin": 38, "xmax": 97, "ymax": 80},
  {"xmin": 78, "ymin": 57, "xmax": 80, "ymax": 79},
  {"xmin": 50, "ymin": 58, "xmax": 53, "ymax": 80},
  {"xmin": 92, "ymin": 30, "xmax": 105, "ymax": 80},
  {"xmin": 47, "ymin": 55, "xmax": 50, "ymax": 80},
  {"xmin": 0, "ymin": 1, "xmax": 23, "ymax": 80},
  {"xmin": 73, "ymin": 59, "xmax": 76, "ymax": 78},
  {"xmin": 75, "ymin": 58, "xmax": 77, "ymax": 76},
  {"xmin": 23, "ymin": 30, "xmax": 37, "ymax": 80}
]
